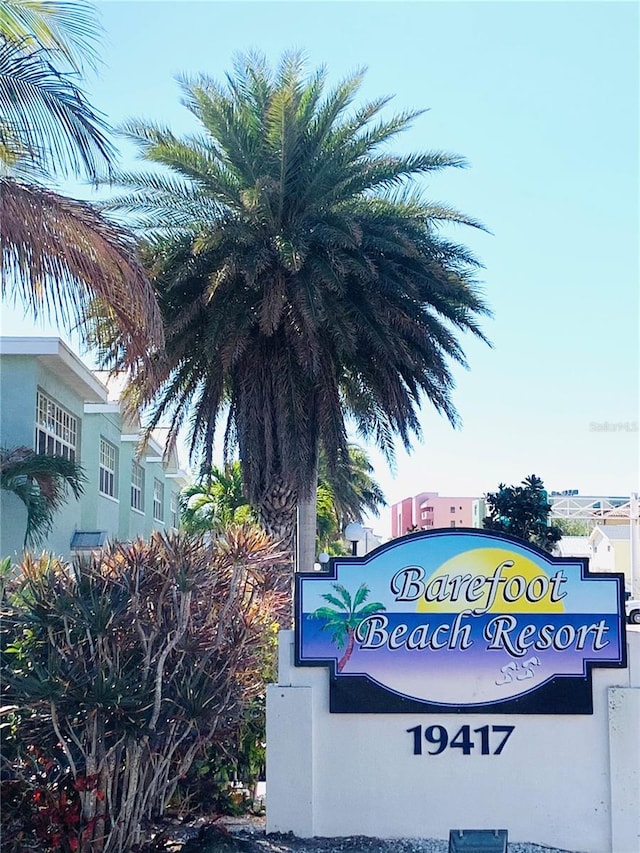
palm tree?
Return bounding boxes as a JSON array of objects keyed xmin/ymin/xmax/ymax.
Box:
[
  {"xmin": 320, "ymin": 444, "xmax": 385, "ymax": 523},
  {"xmin": 0, "ymin": 0, "xmax": 101, "ymax": 71},
  {"xmin": 180, "ymin": 461, "xmax": 255, "ymax": 535},
  {"xmin": 181, "ymin": 448, "xmax": 382, "ymax": 554},
  {"xmin": 0, "ymin": 1, "xmax": 162, "ymax": 367},
  {"xmin": 312, "ymin": 583, "xmax": 386, "ymax": 671},
  {"xmin": 316, "ymin": 444, "xmax": 386, "ymax": 554},
  {"xmin": 0, "ymin": 445, "xmax": 85, "ymax": 547},
  {"xmin": 316, "ymin": 482, "xmax": 342, "ymax": 555},
  {"xmin": 102, "ymin": 52, "xmax": 490, "ymax": 569}
]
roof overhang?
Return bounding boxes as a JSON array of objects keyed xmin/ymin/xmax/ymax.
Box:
[{"xmin": 0, "ymin": 337, "xmax": 107, "ymax": 403}]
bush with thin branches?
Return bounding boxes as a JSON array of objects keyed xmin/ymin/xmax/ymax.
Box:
[{"xmin": 1, "ymin": 528, "xmax": 285, "ymax": 852}]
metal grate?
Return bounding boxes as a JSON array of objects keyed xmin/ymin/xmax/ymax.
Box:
[
  {"xmin": 448, "ymin": 830, "xmax": 508, "ymax": 853},
  {"xmin": 70, "ymin": 531, "xmax": 107, "ymax": 550}
]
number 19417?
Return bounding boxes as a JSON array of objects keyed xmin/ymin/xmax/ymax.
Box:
[{"xmin": 406, "ymin": 724, "xmax": 514, "ymax": 756}]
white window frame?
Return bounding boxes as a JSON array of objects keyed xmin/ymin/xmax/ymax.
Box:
[
  {"xmin": 131, "ymin": 461, "xmax": 145, "ymax": 512},
  {"xmin": 35, "ymin": 391, "xmax": 77, "ymax": 461},
  {"xmin": 99, "ymin": 438, "xmax": 117, "ymax": 498},
  {"xmin": 153, "ymin": 479, "xmax": 164, "ymax": 522},
  {"xmin": 170, "ymin": 492, "xmax": 179, "ymax": 529}
]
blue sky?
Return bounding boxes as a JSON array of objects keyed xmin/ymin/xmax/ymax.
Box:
[{"xmin": 2, "ymin": 1, "xmax": 638, "ymax": 534}]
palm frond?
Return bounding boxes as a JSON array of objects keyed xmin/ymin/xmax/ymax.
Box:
[
  {"xmin": 0, "ymin": 446, "xmax": 86, "ymax": 547},
  {"xmin": 352, "ymin": 583, "xmax": 369, "ymax": 610},
  {"xmin": 0, "ymin": 0, "xmax": 102, "ymax": 72},
  {"xmin": 101, "ymin": 51, "xmax": 491, "ymax": 533},
  {"xmin": 320, "ymin": 593, "xmax": 348, "ymax": 611},
  {"xmin": 332, "ymin": 583, "xmax": 352, "ymax": 612},
  {"xmin": 354, "ymin": 602, "xmax": 386, "ymax": 619},
  {"xmin": 0, "ymin": 178, "xmax": 164, "ymax": 367},
  {"xmin": 0, "ymin": 36, "xmax": 114, "ymax": 178}
]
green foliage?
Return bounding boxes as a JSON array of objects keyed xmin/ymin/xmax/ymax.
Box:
[
  {"xmin": 172, "ymin": 620, "xmax": 279, "ymax": 819},
  {"xmin": 315, "ymin": 482, "xmax": 346, "ymax": 555},
  {"xmin": 180, "ymin": 448, "xmax": 385, "ymax": 558},
  {"xmin": 97, "ymin": 51, "xmax": 490, "ymax": 547},
  {"xmin": 181, "ymin": 462, "xmax": 256, "ymax": 535},
  {"xmin": 0, "ymin": 0, "xmax": 102, "ymax": 74},
  {"xmin": 0, "ymin": 1, "xmax": 163, "ymax": 374},
  {"xmin": 316, "ymin": 444, "xmax": 386, "ymax": 554},
  {"xmin": 0, "ymin": 446, "xmax": 86, "ymax": 548},
  {"xmin": 483, "ymin": 474, "xmax": 563, "ymax": 553},
  {"xmin": 0, "ymin": 0, "xmax": 113, "ymax": 181},
  {"xmin": 0, "ymin": 554, "xmax": 13, "ymax": 598},
  {"xmin": 1, "ymin": 529, "xmax": 285, "ymax": 852},
  {"xmin": 553, "ymin": 518, "xmax": 590, "ymax": 537}
]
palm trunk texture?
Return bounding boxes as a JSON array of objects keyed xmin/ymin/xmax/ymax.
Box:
[
  {"xmin": 258, "ymin": 476, "xmax": 298, "ymax": 623},
  {"xmin": 296, "ymin": 466, "xmax": 318, "ymax": 573}
]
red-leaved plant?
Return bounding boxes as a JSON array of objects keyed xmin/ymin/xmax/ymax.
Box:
[{"xmin": 1, "ymin": 528, "xmax": 286, "ymax": 852}]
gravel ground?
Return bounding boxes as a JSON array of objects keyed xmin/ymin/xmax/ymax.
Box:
[{"xmin": 172, "ymin": 817, "xmax": 584, "ymax": 853}]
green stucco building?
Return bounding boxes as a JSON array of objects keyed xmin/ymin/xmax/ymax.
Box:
[{"xmin": 0, "ymin": 337, "xmax": 189, "ymax": 559}]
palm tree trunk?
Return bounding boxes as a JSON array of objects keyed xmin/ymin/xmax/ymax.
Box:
[
  {"xmin": 257, "ymin": 476, "xmax": 298, "ymax": 550},
  {"xmin": 337, "ymin": 629, "xmax": 355, "ymax": 672},
  {"xmin": 258, "ymin": 477, "xmax": 298, "ymax": 621},
  {"xmin": 296, "ymin": 458, "xmax": 318, "ymax": 573}
]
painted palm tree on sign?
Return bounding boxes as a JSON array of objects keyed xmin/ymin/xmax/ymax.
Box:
[
  {"xmin": 101, "ymin": 51, "xmax": 490, "ymax": 574},
  {"xmin": 312, "ymin": 583, "xmax": 386, "ymax": 672},
  {"xmin": 0, "ymin": 0, "xmax": 162, "ymax": 367}
]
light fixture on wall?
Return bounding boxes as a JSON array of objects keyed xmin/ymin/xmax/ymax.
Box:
[{"xmin": 344, "ymin": 521, "xmax": 365, "ymax": 556}]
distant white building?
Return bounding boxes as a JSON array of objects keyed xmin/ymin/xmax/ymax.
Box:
[
  {"xmin": 357, "ymin": 525, "xmax": 383, "ymax": 555},
  {"xmin": 554, "ymin": 536, "xmax": 591, "ymax": 559},
  {"xmin": 589, "ymin": 525, "xmax": 631, "ymax": 584},
  {"xmin": 554, "ymin": 528, "xmax": 633, "ymax": 594}
]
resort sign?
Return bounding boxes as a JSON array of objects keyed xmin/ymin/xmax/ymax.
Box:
[{"xmin": 295, "ymin": 529, "xmax": 627, "ymax": 714}]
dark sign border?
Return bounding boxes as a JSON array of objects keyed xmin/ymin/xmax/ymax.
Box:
[{"xmin": 294, "ymin": 529, "xmax": 628, "ymax": 715}]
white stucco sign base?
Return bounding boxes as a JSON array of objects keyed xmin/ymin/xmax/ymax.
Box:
[{"xmin": 266, "ymin": 629, "xmax": 640, "ymax": 853}]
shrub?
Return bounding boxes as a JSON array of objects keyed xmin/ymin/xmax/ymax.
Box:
[{"xmin": 1, "ymin": 528, "xmax": 285, "ymax": 852}]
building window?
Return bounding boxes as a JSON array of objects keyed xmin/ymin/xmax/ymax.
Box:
[
  {"xmin": 99, "ymin": 439, "xmax": 117, "ymax": 497},
  {"xmin": 450, "ymin": 521, "xmax": 456, "ymax": 527},
  {"xmin": 170, "ymin": 492, "xmax": 179, "ymax": 529},
  {"xmin": 35, "ymin": 391, "xmax": 77, "ymax": 460},
  {"xmin": 450, "ymin": 506, "xmax": 456, "ymax": 513},
  {"xmin": 153, "ymin": 479, "xmax": 164, "ymax": 522},
  {"xmin": 131, "ymin": 462, "xmax": 144, "ymax": 511}
]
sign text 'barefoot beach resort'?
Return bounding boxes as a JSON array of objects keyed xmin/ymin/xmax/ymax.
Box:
[{"xmin": 295, "ymin": 529, "xmax": 627, "ymax": 714}]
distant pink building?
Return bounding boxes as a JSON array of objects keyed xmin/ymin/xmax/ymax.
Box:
[{"xmin": 390, "ymin": 491, "xmax": 477, "ymax": 538}]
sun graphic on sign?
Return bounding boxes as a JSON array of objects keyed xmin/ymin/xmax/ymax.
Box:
[{"xmin": 416, "ymin": 548, "xmax": 566, "ymax": 613}]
